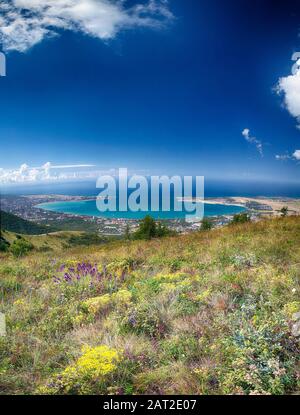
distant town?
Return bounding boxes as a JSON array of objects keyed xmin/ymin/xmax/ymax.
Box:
[{"xmin": 1, "ymin": 194, "xmax": 299, "ymax": 237}]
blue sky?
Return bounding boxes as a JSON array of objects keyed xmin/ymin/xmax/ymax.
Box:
[{"xmin": 1, "ymin": 0, "xmax": 300, "ymax": 185}]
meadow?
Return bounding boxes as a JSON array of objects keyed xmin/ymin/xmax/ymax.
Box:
[{"xmin": 0, "ymin": 216, "xmax": 300, "ymax": 395}]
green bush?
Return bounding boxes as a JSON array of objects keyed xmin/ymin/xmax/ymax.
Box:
[
  {"xmin": 216, "ymin": 305, "xmax": 299, "ymax": 395},
  {"xmin": 0, "ymin": 236, "xmax": 10, "ymax": 252},
  {"xmin": 201, "ymin": 218, "xmax": 213, "ymax": 231},
  {"xmin": 231, "ymin": 212, "xmax": 251, "ymax": 225},
  {"xmin": 280, "ymin": 207, "xmax": 288, "ymax": 217},
  {"xmin": 10, "ymin": 238, "xmax": 34, "ymax": 257}
]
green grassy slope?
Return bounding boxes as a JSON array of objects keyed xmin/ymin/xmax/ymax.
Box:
[
  {"xmin": 0, "ymin": 216, "xmax": 300, "ymax": 395},
  {"xmin": 0, "ymin": 210, "xmax": 55, "ymax": 235},
  {"xmin": 1, "ymin": 229, "xmax": 105, "ymax": 252}
]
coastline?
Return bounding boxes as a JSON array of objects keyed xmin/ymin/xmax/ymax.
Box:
[
  {"xmin": 34, "ymin": 195, "xmax": 300, "ymax": 219},
  {"xmin": 2, "ymin": 193, "xmax": 299, "ymax": 238},
  {"xmin": 180, "ymin": 196, "xmax": 300, "ymax": 216},
  {"xmin": 34, "ymin": 197, "xmax": 246, "ymax": 218}
]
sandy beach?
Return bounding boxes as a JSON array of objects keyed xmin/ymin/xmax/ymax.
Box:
[{"xmin": 180, "ymin": 196, "xmax": 300, "ymax": 216}]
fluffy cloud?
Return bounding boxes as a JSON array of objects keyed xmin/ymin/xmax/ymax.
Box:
[
  {"xmin": 275, "ymin": 56, "xmax": 300, "ymax": 161},
  {"xmin": 0, "ymin": 0, "xmax": 173, "ymax": 52},
  {"xmin": 275, "ymin": 150, "xmax": 300, "ymax": 162},
  {"xmin": 0, "ymin": 162, "xmax": 96, "ymax": 184},
  {"xmin": 242, "ymin": 128, "xmax": 263, "ymax": 157},
  {"xmin": 277, "ymin": 61, "xmax": 300, "ymax": 128},
  {"xmin": 293, "ymin": 149, "xmax": 300, "ymax": 160}
]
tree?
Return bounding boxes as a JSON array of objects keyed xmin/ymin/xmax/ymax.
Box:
[
  {"xmin": 280, "ymin": 207, "xmax": 288, "ymax": 217},
  {"xmin": 231, "ymin": 212, "xmax": 251, "ymax": 225},
  {"xmin": 201, "ymin": 218, "xmax": 213, "ymax": 231},
  {"xmin": 157, "ymin": 221, "xmax": 175, "ymax": 237},
  {"xmin": 133, "ymin": 216, "xmax": 173, "ymax": 240},
  {"xmin": 134, "ymin": 216, "xmax": 157, "ymax": 240}
]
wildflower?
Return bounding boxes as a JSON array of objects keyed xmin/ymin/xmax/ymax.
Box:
[
  {"xmin": 74, "ymin": 345, "xmax": 121, "ymax": 377},
  {"xmin": 111, "ymin": 289, "xmax": 132, "ymax": 305},
  {"xmin": 38, "ymin": 345, "xmax": 122, "ymax": 395},
  {"xmin": 13, "ymin": 299, "xmax": 25, "ymax": 306},
  {"xmin": 52, "ymin": 262, "xmax": 114, "ymax": 292},
  {"xmin": 154, "ymin": 272, "xmax": 187, "ymax": 283},
  {"xmin": 82, "ymin": 294, "xmax": 111, "ymax": 315}
]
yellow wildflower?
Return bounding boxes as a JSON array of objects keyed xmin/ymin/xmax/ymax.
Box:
[
  {"xmin": 82, "ymin": 294, "xmax": 111, "ymax": 315},
  {"xmin": 195, "ymin": 289, "xmax": 211, "ymax": 303},
  {"xmin": 154, "ymin": 272, "xmax": 187, "ymax": 283},
  {"xmin": 283, "ymin": 301, "xmax": 300, "ymax": 318},
  {"xmin": 111, "ymin": 289, "xmax": 132, "ymax": 304},
  {"xmin": 160, "ymin": 282, "xmax": 177, "ymax": 292},
  {"xmin": 13, "ymin": 299, "xmax": 26, "ymax": 306},
  {"xmin": 75, "ymin": 345, "xmax": 121, "ymax": 377}
]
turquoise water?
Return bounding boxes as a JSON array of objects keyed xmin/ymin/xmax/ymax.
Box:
[{"xmin": 36, "ymin": 199, "xmax": 245, "ymax": 220}]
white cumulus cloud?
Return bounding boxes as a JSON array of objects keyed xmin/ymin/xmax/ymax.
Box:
[
  {"xmin": 293, "ymin": 149, "xmax": 300, "ymax": 160},
  {"xmin": 0, "ymin": 0, "xmax": 173, "ymax": 52},
  {"xmin": 242, "ymin": 128, "xmax": 264, "ymax": 157},
  {"xmin": 0, "ymin": 162, "xmax": 96, "ymax": 184},
  {"xmin": 277, "ymin": 59, "xmax": 300, "ymax": 128}
]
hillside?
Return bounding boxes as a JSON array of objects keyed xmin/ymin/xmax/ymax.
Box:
[
  {"xmin": 0, "ymin": 210, "xmax": 55, "ymax": 235},
  {"xmin": 1, "ymin": 230, "xmax": 105, "ymax": 253},
  {"xmin": 0, "ymin": 217, "xmax": 300, "ymax": 395}
]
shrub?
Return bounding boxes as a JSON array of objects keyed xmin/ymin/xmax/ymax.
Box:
[
  {"xmin": 10, "ymin": 238, "xmax": 33, "ymax": 257},
  {"xmin": 0, "ymin": 236, "xmax": 10, "ymax": 252},
  {"xmin": 280, "ymin": 207, "xmax": 288, "ymax": 217},
  {"xmin": 82, "ymin": 294, "xmax": 111, "ymax": 315},
  {"xmin": 201, "ymin": 218, "xmax": 213, "ymax": 231},
  {"xmin": 231, "ymin": 213, "xmax": 251, "ymax": 225},
  {"xmin": 216, "ymin": 307, "xmax": 299, "ymax": 395}
]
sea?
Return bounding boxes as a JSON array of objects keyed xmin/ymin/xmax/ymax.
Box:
[
  {"xmin": 2, "ymin": 179, "xmax": 300, "ymax": 220},
  {"xmin": 35, "ymin": 199, "xmax": 245, "ymax": 220}
]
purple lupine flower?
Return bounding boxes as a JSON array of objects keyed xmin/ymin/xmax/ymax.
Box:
[
  {"xmin": 64, "ymin": 273, "xmax": 73, "ymax": 282},
  {"xmin": 120, "ymin": 270, "xmax": 126, "ymax": 282},
  {"xmin": 53, "ymin": 261, "xmax": 122, "ymax": 292}
]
